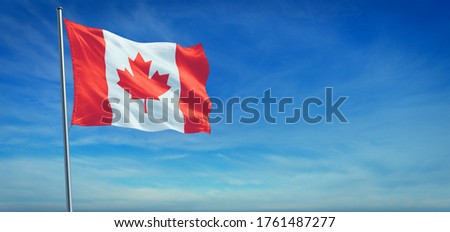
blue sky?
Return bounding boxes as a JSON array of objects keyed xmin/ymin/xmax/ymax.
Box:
[{"xmin": 1, "ymin": 0, "xmax": 450, "ymax": 211}]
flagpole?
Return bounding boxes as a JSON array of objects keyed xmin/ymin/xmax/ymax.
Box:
[{"xmin": 57, "ymin": 6, "xmax": 73, "ymax": 212}]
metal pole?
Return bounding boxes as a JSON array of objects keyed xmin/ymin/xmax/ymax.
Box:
[{"xmin": 57, "ymin": 7, "xmax": 73, "ymax": 212}]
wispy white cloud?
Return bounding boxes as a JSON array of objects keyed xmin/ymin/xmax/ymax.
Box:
[
  {"xmin": 0, "ymin": 157, "xmax": 65, "ymax": 211},
  {"xmin": 0, "ymin": 13, "xmax": 59, "ymax": 81},
  {"xmin": 2, "ymin": 115, "xmax": 450, "ymax": 214},
  {"xmin": 152, "ymin": 154, "xmax": 188, "ymax": 161}
]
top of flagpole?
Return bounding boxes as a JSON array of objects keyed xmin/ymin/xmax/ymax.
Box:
[{"xmin": 57, "ymin": 6, "xmax": 63, "ymax": 10}]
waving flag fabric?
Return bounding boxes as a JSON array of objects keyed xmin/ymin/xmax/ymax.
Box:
[{"xmin": 64, "ymin": 19, "xmax": 211, "ymax": 133}]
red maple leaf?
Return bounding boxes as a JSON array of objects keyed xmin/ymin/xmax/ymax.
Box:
[{"xmin": 117, "ymin": 53, "xmax": 171, "ymax": 113}]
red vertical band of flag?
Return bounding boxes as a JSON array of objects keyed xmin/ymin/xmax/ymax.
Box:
[
  {"xmin": 64, "ymin": 19, "xmax": 112, "ymax": 126},
  {"xmin": 176, "ymin": 44, "xmax": 211, "ymax": 134}
]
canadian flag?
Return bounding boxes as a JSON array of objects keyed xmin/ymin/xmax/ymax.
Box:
[{"xmin": 64, "ymin": 19, "xmax": 211, "ymax": 133}]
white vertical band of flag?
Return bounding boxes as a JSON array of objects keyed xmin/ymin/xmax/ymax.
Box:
[{"xmin": 56, "ymin": 7, "xmax": 73, "ymax": 212}]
